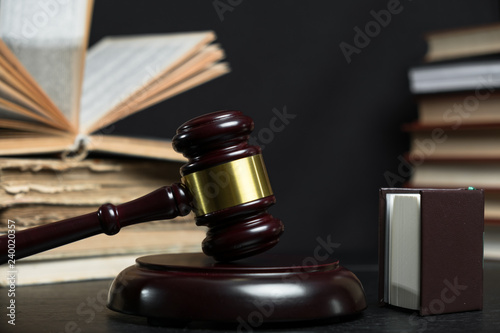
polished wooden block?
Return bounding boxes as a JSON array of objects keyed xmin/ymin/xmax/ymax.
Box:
[{"xmin": 107, "ymin": 253, "xmax": 367, "ymax": 326}]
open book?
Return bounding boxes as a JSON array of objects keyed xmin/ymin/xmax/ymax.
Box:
[{"xmin": 0, "ymin": 0, "xmax": 229, "ymax": 160}]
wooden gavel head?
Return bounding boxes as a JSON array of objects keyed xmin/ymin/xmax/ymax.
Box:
[
  {"xmin": 0, "ymin": 110, "xmax": 284, "ymax": 265},
  {"xmin": 173, "ymin": 110, "xmax": 284, "ymax": 261}
]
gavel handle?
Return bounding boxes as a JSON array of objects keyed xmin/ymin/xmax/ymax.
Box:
[{"xmin": 0, "ymin": 183, "xmax": 191, "ymax": 264}]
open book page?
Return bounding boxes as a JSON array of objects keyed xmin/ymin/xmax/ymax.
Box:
[
  {"xmin": 132, "ymin": 63, "xmax": 230, "ymax": 116},
  {"xmin": 79, "ymin": 31, "xmax": 218, "ymax": 134},
  {"xmin": 0, "ymin": 0, "xmax": 93, "ymax": 127},
  {"xmin": 0, "ymin": 118, "xmax": 66, "ymax": 136},
  {"xmin": 0, "ymin": 106, "xmax": 32, "ymax": 121},
  {"xmin": 87, "ymin": 135, "xmax": 186, "ymax": 162},
  {"xmin": 0, "ymin": 103, "xmax": 67, "ymax": 135},
  {"xmin": 99, "ymin": 45, "xmax": 229, "ymax": 127},
  {"xmin": 0, "ymin": 39, "xmax": 69, "ymax": 130},
  {"xmin": 0, "ymin": 131, "xmax": 74, "ymax": 156},
  {"xmin": 0, "ymin": 75, "xmax": 56, "ymax": 123},
  {"xmin": 0, "ymin": 97, "xmax": 70, "ymax": 136},
  {"xmin": 0, "ymin": 51, "xmax": 50, "ymax": 116}
]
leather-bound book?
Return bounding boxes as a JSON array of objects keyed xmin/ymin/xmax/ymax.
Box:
[{"xmin": 378, "ymin": 188, "xmax": 484, "ymax": 316}]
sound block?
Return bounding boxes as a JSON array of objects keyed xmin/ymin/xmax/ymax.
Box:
[{"xmin": 107, "ymin": 253, "xmax": 366, "ymax": 326}]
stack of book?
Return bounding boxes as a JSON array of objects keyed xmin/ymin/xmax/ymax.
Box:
[
  {"xmin": 406, "ymin": 23, "xmax": 500, "ymax": 261},
  {"xmin": 0, "ymin": 157, "xmax": 206, "ymax": 285},
  {"xmin": 0, "ymin": 0, "xmax": 228, "ymax": 284}
]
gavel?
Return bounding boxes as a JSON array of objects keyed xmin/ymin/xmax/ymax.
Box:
[{"xmin": 0, "ymin": 110, "xmax": 284, "ymax": 264}]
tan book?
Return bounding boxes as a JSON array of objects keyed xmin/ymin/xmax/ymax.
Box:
[
  {"xmin": 424, "ymin": 23, "xmax": 500, "ymax": 62},
  {"xmin": 416, "ymin": 92, "xmax": 500, "ymax": 127},
  {"xmin": 405, "ymin": 124, "xmax": 500, "ymax": 160},
  {"xmin": 0, "ymin": 157, "xmax": 189, "ymax": 229},
  {"xmin": 0, "ymin": 0, "xmax": 229, "ymax": 160},
  {"xmin": 0, "ymin": 157, "xmax": 206, "ymax": 285}
]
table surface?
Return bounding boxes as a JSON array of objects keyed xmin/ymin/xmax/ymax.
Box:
[{"xmin": 1, "ymin": 261, "xmax": 499, "ymax": 333}]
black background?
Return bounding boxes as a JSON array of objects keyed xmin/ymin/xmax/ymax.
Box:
[{"xmin": 88, "ymin": 1, "xmax": 499, "ymax": 265}]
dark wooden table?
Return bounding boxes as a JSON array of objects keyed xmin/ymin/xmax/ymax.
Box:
[{"xmin": 1, "ymin": 261, "xmax": 499, "ymax": 333}]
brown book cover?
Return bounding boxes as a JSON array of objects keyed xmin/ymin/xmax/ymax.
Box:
[{"xmin": 378, "ymin": 188, "xmax": 484, "ymax": 316}]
